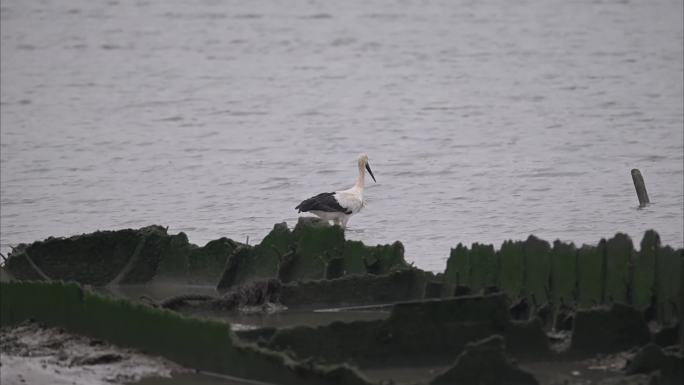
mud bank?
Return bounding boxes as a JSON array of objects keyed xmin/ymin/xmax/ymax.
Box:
[
  {"xmin": 2, "ymin": 222, "xmax": 683, "ymax": 384},
  {"xmin": 5, "ymin": 223, "xmax": 681, "ymax": 321},
  {"xmin": 0, "ymin": 321, "xmax": 182, "ymax": 385}
]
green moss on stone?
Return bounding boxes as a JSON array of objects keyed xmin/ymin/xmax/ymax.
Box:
[
  {"xmin": 363, "ymin": 241, "xmax": 408, "ymax": 275},
  {"xmin": 525, "ymin": 236, "xmax": 551, "ymax": 302},
  {"xmin": 499, "ymin": 240, "xmax": 524, "ymax": 298},
  {"xmin": 657, "ymin": 246, "xmax": 682, "ymax": 322},
  {"xmin": 571, "ymin": 303, "xmax": 650, "ymax": 354},
  {"xmin": 281, "ymin": 219, "xmax": 346, "ymax": 282},
  {"xmin": 156, "ymin": 232, "xmax": 192, "ymax": 277},
  {"xmin": 340, "ymin": 241, "xmax": 370, "ymax": 276},
  {"xmin": 4, "ymin": 227, "xmax": 156, "ymax": 285},
  {"xmin": 550, "ymin": 240, "xmax": 577, "ymax": 303},
  {"xmin": 604, "ymin": 233, "xmax": 633, "ymax": 303},
  {"xmin": 444, "ymin": 243, "xmax": 470, "ymax": 286},
  {"xmin": 577, "ymin": 243, "xmax": 604, "ymax": 307},
  {"xmin": 268, "ymin": 293, "xmax": 548, "ymax": 367},
  {"xmin": 280, "ymin": 268, "xmax": 425, "ymax": 307},
  {"xmin": 634, "ymin": 231, "xmax": 658, "ymax": 308},
  {"xmin": 469, "ymin": 243, "xmax": 497, "ymax": 290},
  {"xmin": 0, "ymin": 281, "xmax": 374, "ymax": 385}
]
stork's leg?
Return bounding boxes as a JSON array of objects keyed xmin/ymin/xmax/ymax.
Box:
[{"xmin": 341, "ymin": 216, "xmax": 350, "ymax": 229}]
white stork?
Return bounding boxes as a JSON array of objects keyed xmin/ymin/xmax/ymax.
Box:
[{"xmin": 295, "ymin": 153, "xmax": 376, "ymax": 229}]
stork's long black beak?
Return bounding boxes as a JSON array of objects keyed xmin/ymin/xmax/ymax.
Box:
[{"xmin": 366, "ymin": 163, "xmax": 376, "ymax": 182}]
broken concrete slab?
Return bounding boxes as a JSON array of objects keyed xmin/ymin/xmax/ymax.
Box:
[
  {"xmin": 429, "ymin": 335, "xmax": 539, "ymax": 385},
  {"xmin": 571, "ymin": 303, "xmax": 650, "ymax": 354}
]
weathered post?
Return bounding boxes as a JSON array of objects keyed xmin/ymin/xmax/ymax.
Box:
[{"xmin": 631, "ymin": 169, "xmax": 650, "ymax": 207}]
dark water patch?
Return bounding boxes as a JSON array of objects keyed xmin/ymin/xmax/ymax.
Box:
[
  {"xmin": 299, "ymin": 13, "xmax": 333, "ymax": 20},
  {"xmin": 233, "ymin": 14, "xmax": 262, "ymax": 20}
]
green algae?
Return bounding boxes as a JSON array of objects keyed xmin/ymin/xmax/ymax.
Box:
[
  {"xmin": 469, "ymin": 243, "xmax": 498, "ymax": 290},
  {"xmin": 657, "ymin": 246, "xmax": 682, "ymax": 322},
  {"xmin": 444, "ymin": 243, "xmax": 470, "ymax": 286},
  {"xmin": 577, "ymin": 243, "xmax": 604, "ymax": 307},
  {"xmin": 634, "ymin": 230, "xmax": 658, "ymax": 308},
  {"xmin": 499, "ymin": 240, "xmax": 525, "ymax": 298},
  {"xmin": 340, "ymin": 240, "xmax": 372, "ymax": 276},
  {"xmin": 217, "ymin": 218, "xmax": 409, "ymax": 291},
  {"xmin": 4, "ymin": 228, "xmax": 146, "ymax": 285},
  {"xmin": 156, "ymin": 232, "xmax": 193, "ymax": 277},
  {"xmin": 524, "ymin": 236, "xmax": 551, "ymax": 302},
  {"xmin": 0, "ymin": 281, "xmax": 374, "ymax": 385},
  {"xmin": 429, "ymin": 335, "xmax": 539, "ymax": 385},
  {"xmin": 570, "ymin": 303, "xmax": 650, "ymax": 354},
  {"xmin": 266, "ymin": 294, "xmax": 548, "ymax": 367},
  {"xmin": 550, "ymin": 240, "xmax": 576, "ymax": 304},
  {"xmin": 604, "ymin": 233, "xmax": 633, "ymax": 303},
  {"xmin": 280, "ymin": 268, "xmax": 425, "ymax": 307}
]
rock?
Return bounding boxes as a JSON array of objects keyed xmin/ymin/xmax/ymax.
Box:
[
  {"xmin": 266, "ymin": 294, "xmax": 548, "ymax": 366},
  {"xmin": 429, "ymin": 335, "xmax": 539, "ymax": 385},
  {"xmin": 626, "ymin": 344, "xmax": 666, "ymax": 375},
  {"xmin": 653, "ymin": 323, "xmax": 680, "ymax": 348},
  {"xmin": 660, "ymin": 350, "xmax": 683, "ymax": 385},
  {"xmin": 503, "ymin": 319, "xmax": 551, "ymax": 359},
  {"xmin": 627, "ymin": 344, "xmax": 683, "ymax": 385},
  {"xmin": 217, "ymin": 220, "xmax": 410, "ymax": 290},
  {"xmin": 5, "ymin": 226, "xmax": 169, "ymax": 285},
  {"xmin": 424, "ymin": 281, "xmax": 444, "ymax": 299},
  {"xmin": 280, "ymin": 268, "xmax": 425, "ymax": 307},
  {"xmin": 554, "ymin": 299, "xmax": 575, "ymax": 331},
  {"xmin": 571, "ymin": 303, "xmax": 650, "ymax": 354},
  {"xmin": 71, "ymin": 353, "xmax": 124, "ymax": 366},
  {"xmin": 510, "ymin": 297, "xmax": 530, "ymax": 321},
  {"xmin": 389, "ymin": 293, "xmax": 511, "ymax": 328},
  {"xmin": 453, "ymin": 285, "xmax": 472, "ymax": 296}
]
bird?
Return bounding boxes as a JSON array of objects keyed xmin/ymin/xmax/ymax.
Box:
[{"xmin": 295, "ymin": 153, "xmax": 376, "ymax": 229}]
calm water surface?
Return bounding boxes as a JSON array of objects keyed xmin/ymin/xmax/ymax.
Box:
[{"xmin": 1, "ymin": 0, "xmax": 682, "ymax": 271}]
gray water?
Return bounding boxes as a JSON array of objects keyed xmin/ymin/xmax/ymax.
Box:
[{"xmin": 1, "ymin": 0, "xmax": 682, "ymax": 272}]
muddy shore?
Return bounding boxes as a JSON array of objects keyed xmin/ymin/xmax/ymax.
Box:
[{"xmin": 1, "ymin": 222, "xmax": 682, "ymax": 384}]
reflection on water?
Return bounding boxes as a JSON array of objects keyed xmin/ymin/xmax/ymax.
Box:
[{"xmin": 1, "ymin": 0, "xmax": 682, "ymax": 272}]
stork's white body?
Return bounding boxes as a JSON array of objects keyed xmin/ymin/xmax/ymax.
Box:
[
  {"xmin": 295, "ymin": 154, "xmax": 374, "ymax": 229},
  {"xmin": 310, "ymin": 187, "xmax": 364, "ymax": 227}
]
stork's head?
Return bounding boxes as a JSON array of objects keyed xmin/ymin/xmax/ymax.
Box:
[{"xmin": 358, "ymin": 153, "xmax": 376, "ymax": 182}]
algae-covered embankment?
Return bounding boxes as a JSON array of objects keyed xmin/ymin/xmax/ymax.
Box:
[{"xmin": 1, "ymin": 220, "xmax": 682, "ymax": 384}]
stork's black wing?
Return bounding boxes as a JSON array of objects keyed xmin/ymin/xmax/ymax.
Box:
[{"xmin": 295, "ymin": 192, "xmax": 352, "ymax": 214}]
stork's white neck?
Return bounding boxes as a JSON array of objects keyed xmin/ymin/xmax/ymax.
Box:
[{"xmin": 354, "ymin": 162, "xmax": 366, "ymax": 190}]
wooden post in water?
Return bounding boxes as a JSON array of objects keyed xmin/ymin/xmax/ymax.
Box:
[{"xmin": 631, "ymin": 169, "xmax": 650, "ymax": 207}]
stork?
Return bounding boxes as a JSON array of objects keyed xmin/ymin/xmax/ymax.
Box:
[{"xmin": 295, "ymin": 154, "xmax": 376, "ymax": 229}]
